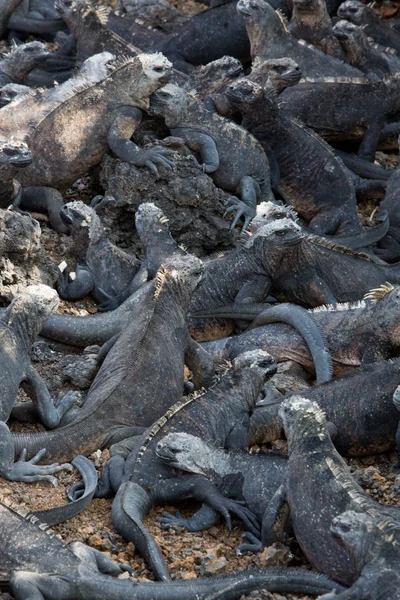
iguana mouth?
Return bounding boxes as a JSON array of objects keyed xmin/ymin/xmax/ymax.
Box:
[
  {"xmin": 9, "ymin": 156, "xmax": 32, "ymax": 167},
  {"xmin": 155, "ymin": 445, "xmax": 178, "ymax": 462},
  {"xmin": 60, "ymin": 210, "xmax": 73, "ymax": 225}
]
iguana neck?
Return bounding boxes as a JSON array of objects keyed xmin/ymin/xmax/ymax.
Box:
[
  {"xmin": 71, "ymin": 213, "xmax": 104, "ymax": 260},
  {"xmin": 246, "ymin": 9, "xmax": 286, "ymax": 59}
]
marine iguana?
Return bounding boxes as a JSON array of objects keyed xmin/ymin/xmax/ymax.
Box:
[
  {"xmin": 0, "ymin": 494, "xmax": 344, "ymax": 600},
  {"xmin": 318, "ymin": 510, "xmax": 400, "ymax": 600},
  {"xmin": 56, "ymin": 201, "xmax": 141, "ymax": 303},
  {"xmin": 197, "ymin": 282, "xmax": 400, "ymax": 372},
  {"xmin": 97, "ymin": 202, "xmax": 185, "ymax": 312},
  {"xmin": 224, "ymin": 79, "xmax": 379, "ymax": 234},
  {"xmin": 376, "ymin": 169, "xmax": 400, "ymax": 263},
  {"xmin": 237, "ymin": 0, "xmax": 363, "ymax": 78},
  {"xmin": 77, "ymin": 350, "xmax": 280, "ymax": 581},
  {"xmin": 149, "ymin": 83, "xmax": 276, "ymax": 232},
  {"xmin": 0, "ymin": 52, "xmax": 116, "ymax": 219},
  {"xmin": 338, "ymin": 0, "xmax": 400, "ymax": 52},
  {"xmin": 155, "ymin": 0, "xmax": 250, "ymax": 73},
  {"xmin": 0, "ymin": 41, "xmax": 50, "ymax": 87},
  {"xmin": 333, "ymin": 19, "xmax": 399, "ymax": 78},
  {"xmin": 6, "ymin": 255, "xmax": 215, "ymax": 468},
  {"xmin": 155, "ymin": 431, "xmax": 290, "ymax": 552},
  {"xmin": 54, "ymin": 0, "xmax": 141, "ymax": 63},
  {"xmin": 5, "ymin": 52, "xmax": 174, "ymax": 190},
  {"xmin": 0, "ymin": 284, "xmax": 79, "ymax": 484},
  {"xmin": 280, "ymin": 73, "xmax": 400, "ymax": 161},
  {"xmin": 289, "ymin": 0, "xmax": 345, "ymax": 60},
  {"xmin": 278, "ymin": 396, "xmax": 400, "ymax": 586},
  {"xmin": 0, "ymin": 0, "xmax": 24, "ymax": 37},
  {"xmin": 247, "ymin": 357, "xmax": 400, "ymax": 456}
]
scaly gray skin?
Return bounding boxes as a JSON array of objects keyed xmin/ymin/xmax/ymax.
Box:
[
  {"xmin": 0, "ymin": 284, "xmax": 78, "ymax": 484},
  {"xmin": 55, "ymin": 0, "xmax": 141, "ymax": 63},
  {"xmin": 225, "ymin": 79, "xmax": 373, "ymax": 235},
  {"xmin": 198, "ymin": 282, "xmax": 400, "ymax": 374},
  {"xmin": 7, "ymin": 255, "xmax": 215, "ymax": 467},
  {"xmin": 193, "ymin": 300, "xmax": 333, "ymax": 384},
  {"xmin": 249, "ymin": 199, "xmax": 389, "ymax": 250},
  {"xmin": 333, "ymin": 20, "xmax": 398, "ymax": 79},
  {"xmin": 279, "ymin": 396, "xmax": 400, "ymax": 586},
  {"xmin": 86, "ymin": 351, "xmax": 280, "ymax": 581},
  {"xmin": 0, "ymin": 496, "xmax": 345, "ymax": 600},
  {"xmin": 289, "ymin": 0, "xmax": 345, "ymax": 60},
  {"xmin": 248, "ymin": 357, "xmax": 400, "ymax": 457},
  {"xmin": 194, "ymin": 216, "xmax": 400, "ymax": 307},
  {"xmin": 0, "ymin": 41, "xmax": 50, "ymax": 87},
  {"xmin": 97, "ymin": 202, "xmax": 185, "ymax": 312},
  {"xmin": 0, "ymin": 0, "xmax": 24, "ymax": 37},
  {"xmin": 156, "ymin": 432, "xmax": 290, "ymax": 552},
  {"xmin": 376, "ymin": 170, "xmax": 400, "ymax": 263},
  {"xmin": 149, "ymin": 83, "xmax": 276, "ymax": 232},
  {"xmin": 237, "ymin": 0, "xmax": 363, "ymax": 78},
  {"xmin": 280, "ymin": 74, "xmax": 400, "ymax": 162},
  {"xmin": 105, "ymin": 9, "xmax": 166, "ymax": 51},
  {"xmin": 0, "ymin": 83, "xmax": 30, "ymax": 107},
  {"xmin": 5, "ymin": 53, "xmax": 175, "ymax": 191},
  {"xmin": 318, "ymin": 510, "xmax": 400, "ymax": 600},
  {"xmin": 155, "ymin": 1, "xmax": 251, "ymax": 73},
  {"xmin": 0, "ymin": 52, "xmax": 115, "ymax": 213},
  {"xmin": 186, "ymin": 55, "xmax": 244, "ymax": 98},
  {"xmin": 337, "ymin": 1, "xmax": 400, "ymax": 52},
  {"xmin": 56, "ymin": 201, "xmax": 141, "ymax": 304}
]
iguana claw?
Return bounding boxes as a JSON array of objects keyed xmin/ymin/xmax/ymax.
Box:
[{"xmin": 6, "ymin": 448, "xmax": 72, "ymax": 485}]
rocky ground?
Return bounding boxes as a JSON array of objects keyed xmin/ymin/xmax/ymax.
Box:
[{"xmin": 1, "ymin": 0, "xmax": 400, "ymax": 598}]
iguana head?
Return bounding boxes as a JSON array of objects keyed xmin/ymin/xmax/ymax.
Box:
[
  {"xmin": 279, "ymin": 396, "xmax": 327, "ymax": 447},
  {"xmin": 330, "ymin": 510, "xmax": 399, "ymax": 572},
  {"xmin": 154, "ymin": 254, "xmax": 204, "ymax": 307},
  {"xmin": 191, "ymin": 57, "xmax": 243, "ymax": 97},
  {"xmin": 134, "ymin": 53, "xmax": 173, "ymax": 109},
  {"xmin": 0, "ymin": 83, "xmax": 29, "ymax": 107},
  {"xmin": 4, "ymin": 41, "xmax": 49, "ymax": 76},
  {"xmin": 245, "ymin": 218, "xmax": 302, "ymax": 274},
  {"xmin": 337, "ymin": 1, "xmax": 368, "ymax": 25},
  {"xmin": 333, "ymin": 19, "xmax": 359, "ymax": 42},
  {"xmin": 262, "ymin": 58, "xmax": 302, "ymax": 91},
  {"xmin": 232, "ymin": 349, "xmax": 277, "ymax": 375},
  {"xmin": 149, "ymin": 84, "xmax": 190, "ymax": 124},
  {"xmin": 55, "ymin": 0, "xmax": 94, "ymax": 29},
  {"xmin": 135, "ymin": 202, "xmax": 171, "ymax": 241},
  {"xmin": 225, "ymin": 78, "xmax": 266, "ymax": 115},
  {"xmin": 156, "ymin": 432, "xmax": 213, "ymax": 476},
  {"xmin": 363, "ymin": 283, "xmax": 400, "ymax": 347},
  {"xmin": 0, "ymin": 140, "xmax": 33, "ymax": 176},
  {"xmin": 237, "ymin": 0, "xmax": 286, "ymax": 42},
  {"xmin": 6, "ymin": 285, "xmax": 59, "ymax": 342},
  {"xmin": 77, "ymin": 51, "xmax": 115, "ymax": 82},
  {"xmin": 61, "ymin": 201, "xmax": 103, "ymax": 246}
]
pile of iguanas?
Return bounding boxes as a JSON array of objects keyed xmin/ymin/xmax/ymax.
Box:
[{"xmin": 0, "ymin": 0, "xmax": 400, "ymax": 598}]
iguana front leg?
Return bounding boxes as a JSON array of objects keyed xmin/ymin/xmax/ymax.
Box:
[
  {"xmin": 158, "ymin": 503, "xmax": 220, "ymax": 532},
  {"xmin": 20, "ymin": 365, "xmax": 80, "ymax": 428},
  {"xmin": 224, "ymin": 175, "xmax": 261, "ymax": 232},
  {"xmin": 358, "ymin": 116, "xmax": 386, "ymax": 162},
  {"xmin": 0, "ymin": 422, "xmax": 72, "ymax": 484},
  {"xmin": 185, "ymin": 336, "xmax": 215, "ymax": 389},
  {"xmin": 108, "ymin": 106, "xmax": 176, "ymax": 175}
]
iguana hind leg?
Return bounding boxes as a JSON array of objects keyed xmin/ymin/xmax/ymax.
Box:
[{"xmin": 10, "ymin": 571, "xmax": 70, "ymax": 600}]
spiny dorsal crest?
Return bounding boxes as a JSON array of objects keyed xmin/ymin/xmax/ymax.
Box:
[
  {"xmin": 0, "ymin": 493, "xmax": 55, "ymax": 536},
  {"xmin": 306, "ymin": 234, "xmax": 373, "ymax": 261},
  {"xmin": 275, "ymin": 8, "xmax": 289, "ymax": 33},
  {"xmin": 302, "ymin": 76, "xmax": 370, "ymax": 84},
  {"xmin": 95, "ymin": 5, "xmax": 111, "ymax": 25},
  {"xmin": 136, "ymin": 360, "xmax": 233, "ymax": 462},
  {"xmin": 363, "ymin": 282, "xmax": 395, "ymax": 302},
  {"xmin": 311, "ymin": 300, "xmax": 366, "ymax": 314},
  {"xmin": 325, "ymin": 457, "xmax": 371, "ymax": 509},
  {"xmin": 154, "ymin": 266, "xmax": 168, "ymax": 299}
]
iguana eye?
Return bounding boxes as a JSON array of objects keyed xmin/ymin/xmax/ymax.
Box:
[
  {"xmin": 153, "ymin": 66, "xmax": 165, "ymax": 72},
  {"xmin": 275, "ymin": 230, "xmax": 288, "ymax": 236}
]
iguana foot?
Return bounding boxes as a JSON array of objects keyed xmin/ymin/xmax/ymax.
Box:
[
  {"xmin": 224, "ymin": 196, "xmax": 256, "ymax": 232},
  {"xmin": 131, "ymin": 146, "xmax": 177, "ymax": 176},
  {"xmin": 157, "ymin": 510, "xmax": 187, "ymax": 530},
  {"xmin": 6, "ymin": 448, "xmax": 72, "ymax": 486},
  {"xmin": 236, "ymin": 531, "xmax": 264, "ymax": 555},
  {"xmin": 209, "ymin": 497, "xmax": 260, "ymax": 535},
  {"xmin": 55, "ymin": 390, "xmax": 82, "ymax": 419}
]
